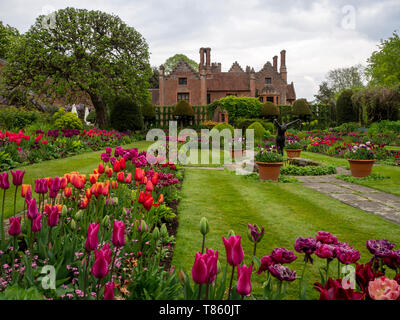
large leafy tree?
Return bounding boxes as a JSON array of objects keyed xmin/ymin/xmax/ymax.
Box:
[
  {"xmin": 326, "ymin": 64, "xmax": 365, "ymax": 94},
  {"xmin": 0, "ymin": 8, "xmax": 151, "ymax": 128},
  {"xmin": 366, "ymin": 31, "xmax": 400, "ymax": 86},
  {"xmin": 0, "ymin": 21, "xmax": 19, "ymax": 59},
  {"xmin": 164, "ymin": 54, "xmax": 198, "ymax": 74},
  {"xmin": 149, "ymin": 66, "xmax": 159, "ymax": 88}
]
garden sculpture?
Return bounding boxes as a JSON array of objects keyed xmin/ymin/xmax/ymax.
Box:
[{"xmin": 274, "ymin": 119, "xmax": 301, "ymax": 155}]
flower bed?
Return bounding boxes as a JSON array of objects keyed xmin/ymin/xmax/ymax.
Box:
[
  {"xmin": 0, "ymin": 128, "xmax": 136, "ymax": 171},
  {"xmin": 0, "ymin": 146, "xmax": 184, "ymax": 300}
]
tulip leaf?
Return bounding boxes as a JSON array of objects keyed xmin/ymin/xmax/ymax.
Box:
[
  {"xmin": 215, "ymin": 264, "xmax": 228, "ymax": 300},
  {"xmin": 229, "ymin": 285, "xmax": 242, "ymax": 300}
]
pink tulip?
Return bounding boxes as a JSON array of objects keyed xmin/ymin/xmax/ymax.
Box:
[
  {"xmin": 192, "ymin": 252, "xmax": 208, "ymax": 284},
  {"xmin": 104, "ymin": 281, "xmax": 115, "ymax": 300},
  {"xmin": 237, "ymin": 264, "xmax": 252, "ymax": 297},
  {"xmin": 10, "ymin": 170, "xmax": 25, "ymax": 186},
  {"xmin": 0, "ymin": 172, "xmax": 9, "ymax": 190},
  {"xmin": 368, "ymin": 276, "xmax": 400, "ymax": 300},
  {"xmin": 85, "ymin": 223, "xmax": 100, "ymax": 252},
  {"xmin": 91, "ymin": 248, "xmax": 109, "ymax": 279},
  {"xmin": 47, "ymin": 206, "xmax": 60, "ymax": 227},
  {"xmin": 100, "ymin": 243, "xmax": 112, "ymax": 265},
  {"xmin": 32, "ymin": 214, "xmax": 43, "ymax": 233},
  {"xmin": 205, "ymin": 248, "xmax": 219, "ymax": 283},
  {"xmin": 222, "ymin": 235, "xmax": 244, "ymax": 266},
  {"xmin": 27, "ymin": 198, "xmax": 39, "ymax": 220},
  {"xmin": 112, "ymin": 220, "xmax": 125, "ymax": 247},
  {"xmin": 8, "ymin": 217, "xmax": 21, "ymax": 236}
]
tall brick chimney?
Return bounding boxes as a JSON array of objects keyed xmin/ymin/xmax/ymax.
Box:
[
  {"xmin": 199, "ymin": 48, "xmax": 205, "ymax": 69},
  {"xmin": 159, "ymin": 64, "xmax": 165, "ymax": 106},
  {"xmin": 273, "ymin": 55, "xmax": 278, "ymax": 72},
  {"xmin": 280, "ymin": 50, "xmax": 287, "ymax": 83},
  {"xmin": 205, "ymin": 48, "xmax": 211, "ymax": 68}
]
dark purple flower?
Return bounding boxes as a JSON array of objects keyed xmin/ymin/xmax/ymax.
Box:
[
  {"xmin": 315, "ymin": 243, "xmax": 336, "ymax": 260},
  {"xmin": 316, "ymin": 231, "xmax": 338, "ymax": 245},
  {"xmin": 366, "ymin": 239, "xmax": 395, "ymax": 258},
  {"xmin": 270, "ymin": 248, "xmax": 297, "ymax": 264},
  {"xmin": 268, "ymin": 264, "xmax": 297, "ymax": 282},
  {"xmin": 247, "ymin": 223, "xmax": 265, "ymax": 243},
  {"xmin": 295, "ymin": 237, "xmax": 318, "ymax": 263},
  {"xmin": 335, "ymin": 245, "xmax": 360, "ymax": 264}
]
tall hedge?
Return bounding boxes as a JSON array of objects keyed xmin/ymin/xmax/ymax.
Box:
[
  {"xmin": 209, "ymin": 96, "xmax": 262, "ymax": 122},
  {"xmin": 110, "ymin": 96, "xmax": 144, "ymax": 132},
  {"xmin": 142, "ymin": 102, "xmax": 156, "ymax": 128},
  {"xmin": 173, "ymin": 100, "xmax": 195, "ymax": 127},
  {"xmin": 336, "ymin": 89, "xmax": 357, "ymax": 124},
  {"xmin": 260, "ymin": 101, "xmax": 280, "ymax": 119},
  {"xmin": 292, "ymin": 99, "xmax": 312, "ymax": 120}
]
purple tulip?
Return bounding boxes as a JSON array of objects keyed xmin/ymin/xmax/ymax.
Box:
[
  {"xmin": 268, "ymin": 264, "xmax": 297, "ymax": 282},
  {"xmin": 8, "ymin": 217, "xmax": 21, "ymax": 236},
  {"xmin": 10, "ymin": 170, "xmax": 25, "ymax": 186},
  {"xmin": 270, "ymin": 248, "xmax": 297, "ymax": 264},
  {"xmin": 222, "ymin": 235, "xmax": 244, "ymax": 266},
  {"xmin": 0, "ymin": 172, "xmax": 10, "ymax": 190},
  {"xmin": 247, "ymin": 223, "xmax": 265, "ymax": 243},
  {"xmin": 27, "ymin": 198, "xmax": 39, "ymax": 220},
  {"xmin": 32, "ymin": 214, "xmax": 43, "ymax": 233},
  {"xmin": 335, "ymin": 245, "xmax": 360, "ymax": 264},
  {"xmin": 366, "ymin": 239, "xmax": 395, "ymax": 258},
  {"xmin": 47, "ymin": 206, "xmax": 60, "ymax": 227},
  {"xmin": 104, "ymin": 281, "xmax": 115, "ymax": 300},
  {"xmin": 295, "ymin": 237, "xmax": 318, "ymax": 263},
  {"xmin": 34, "ymin": 178, "xmax": 48, "ymax": 194},
  {"xmin": 192, "ymin": 252, "xmax": 208, "ymax": 285},
  {"xmin": 315, "ymin": 243, "xmax": 336, "ymax": 260},
  {"xmin": 91, "ymin": 249, "xmax": 109, "ymax": 279}
]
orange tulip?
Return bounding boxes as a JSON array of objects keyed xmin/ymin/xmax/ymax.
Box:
[
  {"xmin": 106, "ymin": 167, "xmax": 113, "ymax": 178},
  {"xmin": 80, "ymin": 197, "xmax": 90, "ymax": 209},
  {"xmin": 93, "ymin": 168, "xmax": 99, "ymax": 175},
  {"xmin": 86, "ymin": 188, "xmax": 92, "ymax": 199},
  {"xmin": 64, "ymin": 173, "xmax": 71, "ymax": 183},
  {"xmin": 64, "ymin": 187, "xmax": 72, "ymax": 198},
  {"xmin": 80, "ymin": 174, "xmax": 87, "ymax": 185},
  {"xmin": 111, "ymin": 181, "xmax": 118, "ymax": 189},
  {"xmin": 158, "ymin": 194, "xmax": 164, "ymax": 204},
  {"xmin": 21, "ymin": 184, "xmax": 31, "ymax": 198}
]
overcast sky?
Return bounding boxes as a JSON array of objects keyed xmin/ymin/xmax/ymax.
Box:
[{"xmin": 1, "ymin": 0, "xmax": 399, "ymax": 100}]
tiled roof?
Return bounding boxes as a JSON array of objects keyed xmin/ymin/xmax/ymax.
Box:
[
  {"xmin": 207, "ymin": 72, "xmax": 250, "ymax": 91},
  {"xmin": 287, "ymin": 82, "xmax": 296, "ymax": 100}
]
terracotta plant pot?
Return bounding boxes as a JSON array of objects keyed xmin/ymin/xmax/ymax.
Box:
[
  {"xmin": 231, "ymin": 149, "xmax": 243, "ymax": 160},
  {"xmin": 256, "ymin": 161, "xmax": 283, "ymax": 181},
  {"xmin": 347, "ymin": 159, "xmax": 375, "ymax": 178},
  {"xmin": 286, "ymin": 149, "xmax": 302, "ymax": 159}
]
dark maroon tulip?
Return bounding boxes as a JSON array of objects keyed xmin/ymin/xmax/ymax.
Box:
[
  {"xmin": 91, "ymin": 249, "xmax": 109, "ymax": 279},
  {"xmin": 315, "ymin": 231, "xmax": 338, "ymax": 245},
  {"xmin": 270, "ymin": 248, "xmax": 297, "ymax": 264},
  {"xmin": 0, "ymin": 172, "xmax": 10, "ymax": 190},
  {"xmin": 8, "ymin": 216, "xmax": 21, "ymax": 236},
  {"xmin": 104, "ymin": 281, "xmax": 115, "ymax": 300},
  {"xmin": 10, "ymin": 170, "xmax": 25, "ymax": 186},
  {"xmin": 314, "ymin": 278, "xmax": 365, "ymax": 300},
  {"xmin": 111, "ymin": 220, "xmax": 125, "ymax": 247},
  {"xmin": 268, "ymin": 263, "xmax": 297, "ymax": 282},
  {"xmin": 85, "ymin": 223, "xmax": 100, "ymax": 252}
]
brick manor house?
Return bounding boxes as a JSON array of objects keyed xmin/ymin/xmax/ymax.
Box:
[{"xmin": 150, "ymin": 47, "xmax": 296, "ymax": 106}]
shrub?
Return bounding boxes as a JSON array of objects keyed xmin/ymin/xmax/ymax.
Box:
[
  {"xmin": 234, "ymin": 118, "xmax": 274, "ymax": 132},
  {"xmin": 292, "ymin": 99, "xmax": 312, "ymax": 120},
  {"xmin": 209, "ymin": 96, "xmax": 262, "ymax": 122},
  {"xmin": 247, "ymin": 121, "xmax": 265, "ymax": 143},
  {"xmin": 281, "ymin": 165, "xmax": 337, "ymax": 176},
  {"xmin": 0, "ymin": 106, "xmax": 40, "ymax": 130},
  {"xmin": 110, "ymin": 96, "xmax": 144, "ymax": 132},
  {"xmin": 260, "ymin": 102, "xmax": 280, "ymax": 119},
  {"xmin": 367, "ymin": 120, "xmax": 400, "ymax": 136},
  {"xmin": 336, "ymin": 89, "xmax": 358, "ymax": 124},
  {"xmin": 173, "ymin": 100, "xmax": 195, "ymax": 127},
  {"xmin": 212, "ymin": 122, "xmax": 234, "ymax": 136},
  {"xmin": 142, "ymin": 103, "xmax": 156, "ymax": 122},
  {"xmin": 86, "ymin": 109, "xmax": 96, "ymax": 124},
  {"xmin": 334, "ymin": 122, "xmax": 362, "ymax": 134},
  {"xmin": 54, "ymin": 112, "xmax": 83, "ymax": 130}
]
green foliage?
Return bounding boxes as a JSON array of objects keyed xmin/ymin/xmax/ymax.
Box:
[
  {"xmin": 0, "ymin": 21, "xmax": 20, "ymax": 59},
  {"xmin": 110, "ymin": 96, "xmax": 144, "ymax": 132},
  {"xmin": 0, "ymin": 106, "xmax": 40, "ymax": 130},
  {"xmin": 54, "ymin": 112, "xmax": 83, "ymax": 130},
  {"xmin": 345, "ymin": 147, "xmax": 376, "ymax": 160},
  {"xmin": 281, "ymin": 165, "xmax": 337, "ymax": 176},
  {"xmin": 260, "ymin": 102, "xmax": 280, "ymax": 118},
  {"xmin": 234, "ymin": 118, "xmax": 274, "ymax": 132},
  {"xmin": 212, "ymin": 122, "xmax": 234, "ymax": 136},
  {"xmin": 173, "ymin": 100, "xmax": 195, "ymax": 117},
  {"xmin": 334, "ymin": 122, "xmax": 362, "ymax": 134},
  {"xmin": 142, "ymin": 103, "xmax": 156, "ymax": 120},
  {"xmin": 368, "ymin": 120, "xmax": 400, "ymax": 136},
  {"xmin": 285, "ymin": 141, "xmax": 303, "ymax": 149},
  {"xmin": 351, "ymin": 87, "xmax": 400, "ymax": 124},
  {"xmin": 336, "ymin": 173, "xmax": 389, "ymax": 183},
  {"xmin": 149, "ymin": 66, "xmax": 159, "ymax": 88},
  {"xmin": 164, "ymin": 54, "xmax": 198, "ymax": 74},
  {"xmin": 154, "ymin": 204, "xmax": 176, "ymax": 222},
  {"xmin": 0, "ymin": 8, "xmax": 152, "ymax": 128},
  {"xmin": 366, "ymin": 31, "xmax": 400, "ymax": 86},
  {"xmin": 336, "ymin": 89, "xmax": 358, "ymax": 124},
  {"xmin": 0, "ymin": 285, "xmax": 44, "ymax": 300},
  {"xmin": 255, "ymin": 150, "xmax": 283, "ymax": 162},
  {"xmin": 209, "ymin": 96, "xmax": 263, "ymax": 122},
  {"xmin": 292, "ymin": 99, "xmax": 312, "ymax": 117},
  {"xmin": 247, "ymin": 121, "xmax": 265, "ymax": 143}
]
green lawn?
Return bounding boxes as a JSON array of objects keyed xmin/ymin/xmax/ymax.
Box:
[
  {"xmin": 172, "ymin": 169, "xmax": 400, "ymax": 300},
  {"xmin": 1, "ymin": 140, "xmax": 153, "ymax": 219},
  {"xmin": 301, "ymin": 151, "xmax": 400, "ymax": 196}
]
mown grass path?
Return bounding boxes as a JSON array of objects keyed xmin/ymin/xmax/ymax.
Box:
[
  {"xmin": 1, "ymin": 141, "xmax": 153, "ymax": 219},
  {"xmin": 172, "ymin": 169, "xmax": 400, "ymax": 300}
]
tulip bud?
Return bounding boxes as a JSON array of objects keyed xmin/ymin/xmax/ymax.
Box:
[
  {"xmin": 152, "ymin": 227, "xmax": 160, "ymax": 241},
  {"xmin": 70, "ymin": 219, "xmax": 76, "ymax": 230},
  {"xmin": 160, "ymin": 223, "xmax": 168, "ymax": 238},
  {"xmin": 102, "ymin": 215, "xmax": 110, "ymax": 225},
  {"xmin": 179, "ymin": 269, "xmax": 187, "ymax": 286},
  {"xmin": 138, "ymin": 220, "xmax": 148, "ymax": 233},
  {"xmin": 75, "ymin": 210, "xmax": 82, "ymax": 221},
  {"xmin": 199, "ymin": 217, "xmax": 209, "ymax": 236},
  {"xmin": 61, "ymin": 205, "xmax": 68, "ymax": 216}
]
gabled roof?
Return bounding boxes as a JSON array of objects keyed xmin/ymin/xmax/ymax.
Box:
[
  {"xmin": 287, "ymin": 82, "xmax": 296, "ymax": 100},
  {"xmin": 228, "ymin": 61, "xmax": 244, "ymax": 73},
  {"xmin": 169, "ymin": 59, "xmax": 197, "ymax": 76}
]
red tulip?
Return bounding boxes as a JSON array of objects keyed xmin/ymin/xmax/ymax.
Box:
[
  {"xmin": 89, "ymin": 174, "xmax": 98, "ymax": 185},
  {"xmin": 117, "ymin": 172, "xmax": 125, "ymax": 183},
  {"xmin": 104, "ymin": 281, "xmax": 115, "ymax": 300},
  {"xmin": 113, "ymin": 160, "xmax": 121, "ymax": 173},
  {"xmin": 60, "ymin": 177, "xmax": 68, "ymax": 189},
  {"xmin": 192, "ymin": 252, "xmax": 208, "ymax": 284},
  {"xmin": 125, "ymin": 173, "xmax": 132, "ymax": 184},
  {"xmin": 314, "ymin": 278, "xmax": 365, "ymax": 300},
  {"xmin": 145, "ymin": 181, "xmax": 153, "ymax": 192},
  {"xmin": 112, "ymin": 220, "xmax": 125, "ymax": 247},
  {"xmin": 158, "ymin": 194, "xmax": 164, "ymax": 204},
  {"xmin": 143, "ymin": 196, "xmax": 154, "ymax": 211},
  {"xmin": 91, "ymin": 248, "xmax": 109, "ymax": 279},
  {"xmin": 138, "ymin": 191, "xmax": 146, "ymax": 204},
  {"xmin": 151, "ymin": 172, "xmax": 159, "ymax": 185},
  {"xmin": 134, "ymin": 168, "xmax": 143, "ymax": 181},
  {"xmin": 237, "ymin": 264, "xmax": 252, "ymax": 296},
  {"xmin": 119, "ymin": 158, "xmax": 126, "ymax": 170},
  {"xmin": 64, "ymin": 187, "xmax": 72, "ymax": 198},
  {"xmin": 111, "ymin": 181, "xmax": 118, "ymax": 189},
  {"xmin": 8, "ymin": 217, "xmax": 21, "ymax": 236},
  {"xmin": 98, "ymin": 163, "xmax": 105, "ymax": 174},
  {"xmin": 85, "ymin": 223, "xmax": 99, "ymax": 252},
  {"xmin": 222, "ymin": 235, "xmax": 244, "ymax": 266}
]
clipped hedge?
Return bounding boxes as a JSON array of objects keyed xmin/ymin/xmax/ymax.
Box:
[
  {"xmin": 234, "ymin": 118, "xmax": 274, "ymax": 132},
  {"xmin": 292, "ymin": 99, "xmax": 312, "ymax": 118},
  {"xmin": 110, "ymin": 96, "xmax": 144, "ymax": 132},
  {"xmin": 247, "ymin": 121, "xmax": 265, "ymax": 143},
  {"xmin": 173, "ymin": 100, "xmax": 195, "ymax": 117},
  {"xmin": 212, "ymin": 122, "xmax": 234, "ymax": 136},
  {"xmin": 336, "ymin": 89, "xmax": 357, "ymax": 125},
  {"xmin": 261, "ymin": 102, "xmax": 280, "ymax": 118},
  {"xmin": 209, "ymin": 96, "xmax": 262, "ymax": 122}
]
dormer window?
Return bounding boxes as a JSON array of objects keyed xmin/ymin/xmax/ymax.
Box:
[
  {"xmin": 265, "ymin": 77, "xmax": 271, "ymax": 84},
  {"xmin": 179, "ymin": 77, "xmax": 187, "ymax": 85}
]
